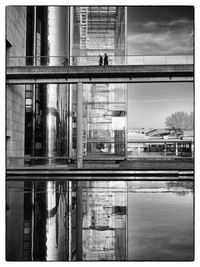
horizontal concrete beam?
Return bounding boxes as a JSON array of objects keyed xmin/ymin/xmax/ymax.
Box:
[
  {"xmin": 6, "ymin": 64, "xmax": 194, "ymax": 84},
  {"xmin": 6, "ymin": 77, "xmax": 193, "ymax": 84},
  {"xmin": 6, "ymin": 168, "xmax": 194, "ymax": 180}
]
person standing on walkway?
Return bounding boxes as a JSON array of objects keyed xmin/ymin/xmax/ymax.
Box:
[
  {"xmin": 99, "ymin": 55, "xmax": 103, "ymax": 66},
  {"xmin": 104, "ymin": 53, "xmax": 108, "ymax": 66},
  {"xmin": 63, "ymin": 57, "xmax": 68, "ymax": 66}
]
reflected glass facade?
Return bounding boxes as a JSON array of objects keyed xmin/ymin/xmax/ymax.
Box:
[
  {"xmin": 6, "ymin": 180, "xmax": 193, "ymax": 261},
  {"xmin": 82, "ymin": 181, "xmax": 127, "ymax": 260}
]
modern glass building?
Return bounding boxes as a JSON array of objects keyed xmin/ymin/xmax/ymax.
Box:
[
  {"xmin": 71, "ymin": 7, "xmax": 127, "ymax": 158},
  {"xmin": 22, "ymin": 6, "xmax": 128, "ymax": 164},
  {"xmin": 24, "ymin": 7, "xmax": 71, "ymax": 165},
  {"xmin": 6, "ymin": 6, "xmax": 128, "ymax": 260},
  {"xmin": 6, "ymin": 6, "xmax": 194, "ymax": 262}
]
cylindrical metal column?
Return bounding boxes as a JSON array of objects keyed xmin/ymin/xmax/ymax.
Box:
[
  {"xmin": 44, "ymin": 7, "xmax": 69, "ymax": 164},
  {"xmin": 76, "ymin": 82, "xmax": 83, "ymax": 168}
]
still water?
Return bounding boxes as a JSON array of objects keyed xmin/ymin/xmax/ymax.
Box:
[{"xmin": 6, "ymin": 180, "xmax": 194, "ymax": 261}]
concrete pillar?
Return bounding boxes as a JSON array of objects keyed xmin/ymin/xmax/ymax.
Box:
[
  {"xmin": 175, "ymin": 142, "xmax": 178, "ymax": 156},
  {"xmin": 191, "ymin": 142, "xmax": 194, "ymax": 157},
  {"xmin": 76, "ymin": 83, "xmax": 83, "ymax": 259},
  {"xmin": 164, "ymin": 143, "xmax": 167, "ymax": 156},
  {"xmin": 76, "ymin": 82, "xmax": 83, "ymax": 168}
]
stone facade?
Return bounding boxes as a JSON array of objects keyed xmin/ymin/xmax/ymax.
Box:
[
  {"xmin": 6, "ymin": 7, "xmax": 26, "ymax": 167},
  {"xmin": 6, "ymin": 7, "xmax": 26, "ymax": 261}
]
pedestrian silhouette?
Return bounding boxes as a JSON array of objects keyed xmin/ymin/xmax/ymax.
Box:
[
  {"xmin": 63, "ymin": 57, "xmax": 68, "ymax": 66},
  {"xmin": 99, "ymin": 55, "xmax": 103, "ymax": 66},
  {"xmin": 104, "ymin": 53, "xmax": 108, "ymax": 66}
]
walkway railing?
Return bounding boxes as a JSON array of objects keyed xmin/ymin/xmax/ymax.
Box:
[{"xmin": 6, "ymin": 55, "xmax": 193, "ymax": 67}]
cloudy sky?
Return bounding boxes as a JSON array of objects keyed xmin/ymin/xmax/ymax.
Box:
[
  {"xmin": 127, "ymin": 6, "xmax": 193, "ymax": 55},
  {"xmin": 127, "ymin": 6, "xmax": 194, "ymax": 130}
]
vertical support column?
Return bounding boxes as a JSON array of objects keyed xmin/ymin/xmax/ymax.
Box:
[
  {"xmin": 68, "ymin": 7, "xmax": 74, "ymax": 159},
  {"xmin": 31, "ymin": 181, "xmax": 35, "ymax": 260},
  {"xmin": 68, "ymin": 85, "xmax": 72, "ymax": 159},
  {"xmin": 191, "ymin": 142, "xmax": 194, "ymax": 158},
  {"xmin": 126, "ymin": 180, "xmax": 128, "ymax": 261},
  {"xmin": 124, "ymin": 85, "xmax": 128, "ymax": 159},
  {"xmin": 124, "ymin": 7, "xmax": 128, "ymax": 159},
  {"xmin": 69, "ymin": 7, "xmax": 74, "ymax": 65},
  {"xmin": 68, "ymin": 181, "xmax": 72, "ymax": 260},
  {"xmin": 175, "ymin": 142, "xmax": 178, "ymax": 156},
  {"xmin": 32, "ymin": 6, "xmax": 37, "ymax": 161},
  {"xmin": 164, "ymin": 143, "xmax": 167, "ymax": 156},
  {"xmin": 124, "ymin": 7, "xmax": 128, "ymax": 62},
  {"xmin": 76, "ymin": 82, "xmax": 83, "ymax": 259},
  {"xmin": 76, "ymin": 82, "xmax": 83, "ymax": 168}
]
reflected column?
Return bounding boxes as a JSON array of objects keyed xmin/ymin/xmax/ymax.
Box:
[{"xmin": 76, "ymin": 182, "xmax": 83, "ymax": 260}]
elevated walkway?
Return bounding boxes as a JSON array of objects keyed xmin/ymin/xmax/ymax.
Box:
[{"xmin": 6, "ymin": 64, "xmax": 194, "ymax": 84}]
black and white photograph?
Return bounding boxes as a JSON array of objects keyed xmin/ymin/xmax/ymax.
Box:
[{"xmin": 5, "ymin": 2, "xmax": 195, "ymax": 262}]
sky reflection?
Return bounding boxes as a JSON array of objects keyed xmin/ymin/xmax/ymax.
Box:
[{"xmin": 128, "ymin": 190, "xmax": 193, "ymax": 260}]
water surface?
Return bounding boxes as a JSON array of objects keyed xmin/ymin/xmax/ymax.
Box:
[{"xmin": 6, "ymin": 179, "xmax": 194, "ymax": 261}]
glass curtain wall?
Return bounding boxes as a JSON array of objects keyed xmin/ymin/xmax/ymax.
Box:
[
  {"xmin": 25, "ymin": 7, "xmax": 71, "ymax": 165},
  {"xmin": 72, "ymin": 6, "xmax": 127, "ymax": 158}
]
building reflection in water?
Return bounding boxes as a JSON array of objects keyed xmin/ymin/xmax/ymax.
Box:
[
  {"xmin": 6, "ymin": 180, "xmax": 193, "ymax": 261},
  {"xmin": 31, "ymin": 181, "xmax": 69, "ymax": 260},
  {"xmin": 81, "ymin": 181, "xmax": 127, "ymax": 260}
]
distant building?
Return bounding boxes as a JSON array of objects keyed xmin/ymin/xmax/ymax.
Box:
[
  {"xmin": 145, "ymin": 128, "xmax": 182, "ymax": 138},
  {"xmin": 127, "ymin": 128, "xmax": 147, "ymax": 156},
  {"xmin": 127, "ymin": 128, "xmax": 193, "ymax": 158}
]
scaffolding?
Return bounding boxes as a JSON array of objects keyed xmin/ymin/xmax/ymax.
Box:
[{"xmin": 72, "ymin": 7, "xmax": 127, "ymax": 157}]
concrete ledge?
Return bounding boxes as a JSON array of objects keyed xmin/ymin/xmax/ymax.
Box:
[{"xmin": 6, "ymin": 168, "xmax": 194, "ymax": 180}]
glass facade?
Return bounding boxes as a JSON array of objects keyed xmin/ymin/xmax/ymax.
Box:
[
  {"xmin": 72, "ymin": 7, "xmax": 127, "ymax": 157},
  {"xmin": 25, "ymin": 7, "xmax": 71, "ymax": 164},
  {"xmin": 6, "ymin": 6, "xmax": 194, "ymax": 262},
  {"xmin": 24, "ymin": 6, "xmax": 127, "ymax": 162}
]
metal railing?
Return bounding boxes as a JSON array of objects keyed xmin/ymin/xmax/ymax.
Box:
[{"xmin": 6, "ymin": 54, "xmax": 193, "ymax": 67}]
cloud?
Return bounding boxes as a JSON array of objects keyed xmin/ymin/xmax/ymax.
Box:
[
  {"xmin": 128, "ymin": 13, "xmax": 193, "ymax": 55},
  {"xmin": 130, "ymin": 18, "xmax": 193, "ymax": 34},
  {"xmin": 127, "ymin": 7, "xmax": 194, "ymax": 27},
  {"xmin": 128, "ymin": 30, "xmax": 193, "ymax": 55}
]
